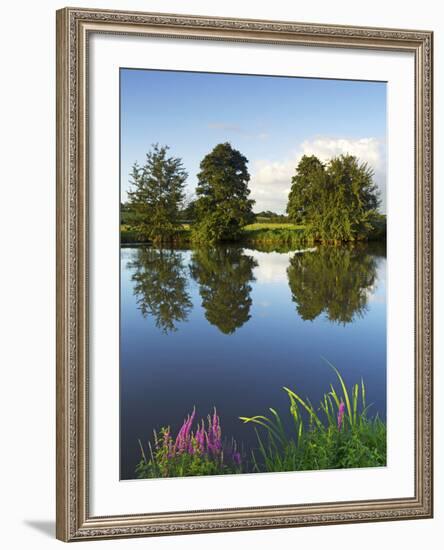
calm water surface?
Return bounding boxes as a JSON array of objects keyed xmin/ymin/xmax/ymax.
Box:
[{"xmin": 120, "ymin": 243, "xmax": 386, "ymax": 480}]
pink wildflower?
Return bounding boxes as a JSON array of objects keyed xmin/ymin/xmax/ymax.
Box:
[{"xmin": 337, "ymin": 401, "xmax": 346, "ymax": 431}]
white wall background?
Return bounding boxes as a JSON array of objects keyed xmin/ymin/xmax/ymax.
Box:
[{"xmin": 0, "ymin": 0, "xmax": 441, "ymax": 547}]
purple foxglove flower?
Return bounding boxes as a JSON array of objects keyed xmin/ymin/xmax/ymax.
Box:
[
  {"xmin": 174, "ymin": 430, "xmax": 183, "ymax": 452},
  {"xmin": 205, "ymin": 409, "xmax": 222, "ymax": 455},
  {"xmin": 175, "ymin": 409, "xmax": 196, "ymax": 453},
  {"xmin": 184, "ymin": 408, "xmax": 196, "ymax": 439},
  {"xmin": 212, "ymin": 409, "xmax": 219, "ymax": 432},
  {"xmin": 337, "ymin": 401, "xmax": 346, "ymax": 431},
  {"xmin": 195, "ymin": 422, "xmax": 205, "ymax": 453},
  {"xmin": 188, "ymin": 439, "xmax": 195, "ymax": 455},
  {"xmin": 205, "ymin": 431, "xmax": 214, "ymax": 454}
]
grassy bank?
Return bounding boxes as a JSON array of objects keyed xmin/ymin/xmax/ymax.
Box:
[
  {"xmin": 122, "ymin": 222, "xmax": 308, "ymax": 246},
  {"xmin": 240, "ymin": 362, "xmax": 386, "ymax": 472},
  {"xmin": 241, "ymin": 223, "xmax": 306, "ymax": 250},
  {"xmin": 135, "ymin": 364, "xmax": 386, "ymax": 479},
  {"xmin": 121, "ymin": 224, "xmax": 190, "ymax": 244},
  {"xmin": 121, "ymin": 219, "xmax": 385, "ymax": 246}
]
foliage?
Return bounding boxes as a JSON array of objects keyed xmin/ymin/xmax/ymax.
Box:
[
  {"xmin": 122, "ymin": 143, "xmax": 385, "ymax": 245},
  {"xmin": 127, "ymin": 144, "xmax": 188, "ymax": 243},
  {"xmin": 244, "ymin": 223, "xmax": 303, "ymax": 231},
  {"xmin": 120, "ymin": 219, "xmax": 385, "ymax": 246},
  {"xmin": 178, "ymin": 197, "xmax": 198, "ymax": 223},
  {"xmin": 127, "ymin": 247, "xmax": 192, "ymax": 333},
  {"xmin": 136, "ymin": 408, "xmax": 242, "ymax": 478},
  {"xmin": 240, "ymin": 362, "xmax": 386, "ymax": 472},
  {"xmin": 287, "ymin": 245, "xmax": 378, "ymax": 324},
  {"xmin": 121, "ymin": 202, "xmax": 140, "ymax": 226},
  {"xmin": 243, "ymin": 226, "xmax": 306, "ymax": 251},
  {"xmin": 120, "ymin": 225, "xmax": 147, "ymax": 244},
  {"xmin": 192, "ymin": 143, "xmax": 255, "ymax": 243},
  {"xmin": 286, "ymin": 154, "xmax": 381, "ymax": 242},
  {"xmin": 254, "ymin": 211, "xmax": 289, "ymax": 223},
  {"xmin": 190, "ymin": 247, "xmax": 257, "ymax": 334},
  {"xmin": 286, "ymin": 155, "xmax": 326, "ymax": 224},
  {"xmin": 367, "ymin": 212, "xmax": 387, "ymax": 241}
]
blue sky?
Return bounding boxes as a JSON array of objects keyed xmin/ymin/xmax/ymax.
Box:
[{"xmin": 120, "ymin": 69, "xmax": 386, "ymax": 213}]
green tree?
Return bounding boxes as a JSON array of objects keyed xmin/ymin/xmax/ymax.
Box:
[
  {"xmin": 287, "ymin": 246, "xmax": 378, "ymax": 324},
  {"xmin": 193, "ymin": 143, "xmax": 255, "ymax": 243},
  {"xmin": 127, "ymin": 144, "xmax": 187, "ymax": 243},
  {"xmin": 178, "ymin": 195, "xmax": 198, "ymax": 223},
  {"xmin": 190, "ymin": 247, "xmax": 257, "ymax": 334},
  {"xmin": 286, "ymin": 155, "xmax": 325, "ymax": 224},
  {"xmin": 128, "ymin": 248, "xmax": 192, "ymax": 333},
  {"xmin": 287, "ymin": 154, "xmax": 380, "ymax": 242}
]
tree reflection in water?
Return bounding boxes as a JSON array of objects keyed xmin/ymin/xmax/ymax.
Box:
[
  {"xmin": 127, "ymin": 244, "xmax": 381, "ymax": 334},
  {"xmin": 128, "ymin": 247, "xmax": 192, "ymax": 334},
  {"xmin": 190, "ymin": 247, "xmax": 257, "ymax": 334},
  {"xmin": 287, "ymin": 245, "xmax": 379, "ymax": 324}
]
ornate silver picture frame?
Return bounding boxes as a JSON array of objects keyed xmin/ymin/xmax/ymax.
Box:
[{"xmin": 56, "ymin": 7, "xmax": 433, "ymax": 541}]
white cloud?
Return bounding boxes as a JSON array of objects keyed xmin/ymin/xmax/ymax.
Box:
[
  {"xmin": 249, "ymin": 157, "xmax": 296, "ymax": 214},
  {"xmin": 249, "ymin": 137, "xmax": 386, "ymax": 214},
  {"xmin": 301, "ymin": 137, "xmax": 383, "ymax": 170}
]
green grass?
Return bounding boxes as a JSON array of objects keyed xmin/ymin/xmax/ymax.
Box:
[
  {"xmin": 242, "ymin": 224, "xmax": 307, "ymax": 250},
  {"xmin": 120, "ymin": 224, "xmax": 190, "ymax": 244},
  {"xmin": 244, "ymin": 222, "xmax": 305, "ymax": 231},
  {"xmin": 120, "ymin": 224, "xmax": 146, "ymax": 244},
  {"xmin": 240, "ymin": 361, "xmax": 386, "ymax": 473}
]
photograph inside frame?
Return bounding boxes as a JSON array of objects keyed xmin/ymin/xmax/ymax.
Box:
[{"xmin": 119, "ymin": 68, "xmax": 387, "ymax": 481}]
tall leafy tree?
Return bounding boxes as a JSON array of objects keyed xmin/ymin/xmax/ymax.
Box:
[
  {"xmin": 193, "ymin": 143, "xmax": 255, "ymax": 243},
  {"xmin": 127, "ymin": 144, "xmax": 187, "ymax": 243},
  {"xmin": 286, "ymin": 155, "xmax": 325, "ymax": 223},
  {"xmin": 287, "ymin": 154, "xmax": 381, "ymax": 242}
]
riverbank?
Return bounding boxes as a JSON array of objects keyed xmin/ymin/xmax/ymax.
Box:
[
  {"xmin": 121, "ymin": 219, "xmax": 386, "ymax": 246},
  {"xmin": 135, "ymin": 367, "xmax": 387, "ymax": 479}
]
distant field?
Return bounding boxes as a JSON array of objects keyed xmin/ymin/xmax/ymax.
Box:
[{"xmin": 244, "ymin": 222, "xmax": 304, "ymax": 231}]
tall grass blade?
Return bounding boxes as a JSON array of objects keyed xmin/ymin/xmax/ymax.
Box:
[
  {"xmin": 321, "ymin": 357, "xmax": 353, "ymax": 425},
  {"xmin": 283, "ymin": 387, "xmax": 323, "ymax": 429},
  {"xmin": 138, "ymin": 439, "xmax": 147, "ymax": 463},
  {"xmin": 329, "ymin": 385, "xmax": 340, "ymax": 408},
  {"xmin": 269, "ymin": 407, "xmax": 287, "ymax": 443},
  {"xmin": 361, "ymin": 377, "xmax": 366, "ymax": 410},
  {"xmin": 239, "ymin": 415, "xmax": 285, "ymax": 445},
  {"xmin": 353, "ymin": 383, "xmax": 359, "ymax": 425}
]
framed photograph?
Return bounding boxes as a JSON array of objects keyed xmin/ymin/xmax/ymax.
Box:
[{"xmin": 56, "ymin": 7, "xmax": 433, "ymax": 541}]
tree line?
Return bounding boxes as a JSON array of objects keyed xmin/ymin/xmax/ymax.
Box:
[{"xmin": 123, "ymin": 142, "xmax": 383, "ymax": 244}]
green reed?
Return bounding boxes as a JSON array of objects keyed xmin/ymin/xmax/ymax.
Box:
[{"xmin": 240, "ymin": 360, "xmax": 386, "ymax": 473}]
